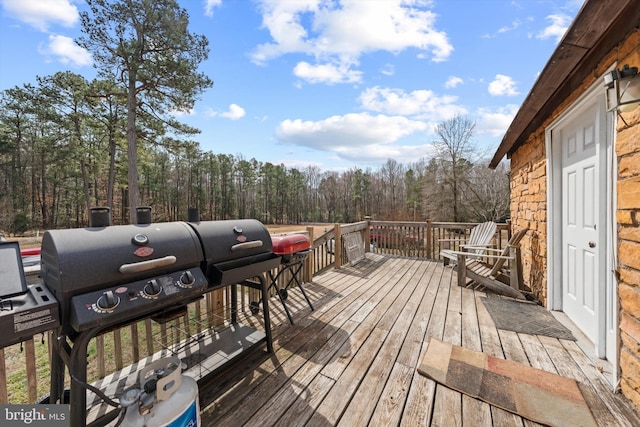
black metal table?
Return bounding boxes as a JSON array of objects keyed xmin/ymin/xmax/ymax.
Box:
[{"xmin": 252, "ymin": 250, "xmax": 314, "ymax": 325}]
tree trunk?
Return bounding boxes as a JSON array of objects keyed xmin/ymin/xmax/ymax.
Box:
[
  {"xmin": 81, "ymin": 159, "xmax": 92, "ymax": 216},
  {"xmin": 126, "ymin": 75, "xmax": 140, "ymax": 224},
  {"xmin": 107, "ymin": 132, "xmax": 116, "ymax": 210}
]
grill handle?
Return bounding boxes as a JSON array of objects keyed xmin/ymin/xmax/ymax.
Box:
[
  {"xmin": 231, "ymin": 240, "xmax": 263, "ymax": 251},
  {"xmin": 119, "ymin": 256, "xmax": 177, "ymax": 274}
]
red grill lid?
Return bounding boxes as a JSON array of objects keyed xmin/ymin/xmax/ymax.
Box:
[{"xmin": 271, "ymin": 234, "xmax": 310, "ymax": 255}]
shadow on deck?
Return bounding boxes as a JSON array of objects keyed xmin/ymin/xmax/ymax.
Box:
[{"xmin": 195, "ymin": 254, "xmax": 640, "ymax": 426}]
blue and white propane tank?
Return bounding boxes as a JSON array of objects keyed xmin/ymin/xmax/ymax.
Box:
[{"xmin": 119, "ymin": 356, "xmax": 199, "ymax": 427}]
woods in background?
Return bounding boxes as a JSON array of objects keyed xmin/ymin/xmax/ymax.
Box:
[{"xmin": 0, "ymin": 72, "xmax": 509, "ymax": 231}]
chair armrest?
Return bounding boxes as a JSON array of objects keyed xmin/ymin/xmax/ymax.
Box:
[
  {"xmin": 460, "ymin": 243, "xmax": 496, "ymax": 250},
  {"xmin": 461, "ymin": 245, "xmax": 501, "ymax": 253},
  {"xmin": 448, "ymin": 250, "xmax": 514, "ymax": 261}
]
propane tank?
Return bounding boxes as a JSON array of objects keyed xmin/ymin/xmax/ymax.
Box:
[{"xmin": 119, "ymin": 356, "xmax": 200, "ymax": 427}]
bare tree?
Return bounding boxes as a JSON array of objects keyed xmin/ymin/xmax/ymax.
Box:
[
  {"xmin": 432, "ymin": 115, "xmax": 476, "ymax": 221},
  {"xmin": 462, "ymin": 161, "xmax": 511, "ymax": 222}
]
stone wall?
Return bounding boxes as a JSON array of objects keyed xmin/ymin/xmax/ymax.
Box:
[
  {"xmin": 509, "ymin": 129, "xmax": 548, "ymax": 303},
  {"xmin": 616, "ymin": 86, "xmax": 640, "ymax": 409},
  {"xmin": 508, "ymin": 29, "xmax": 640, "ymax": 409}
]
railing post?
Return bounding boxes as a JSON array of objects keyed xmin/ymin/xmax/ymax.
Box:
[
  {"xmin": 334, "ymin": 223, "xmax": 342, "ymax": 269},
  {"xmin": 361, "ymin": 222, "xmax": 369, "ymax": 253},
  {"xmin": 306, "ymin": 226, "xmax": 314, "ymax": 282},
  {"xmin": 364, "ymin": 218, "xmax": 371, "ymax": 253},
  {"xmin": 426, "ymin": 219, "xmax": 432, "ymax": 259}
]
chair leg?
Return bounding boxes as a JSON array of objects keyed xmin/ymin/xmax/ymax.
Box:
[{"xmin": 457, "ymin": 255, "xmax": 467, "ymax": 287}]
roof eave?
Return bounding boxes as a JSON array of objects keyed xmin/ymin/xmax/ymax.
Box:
[{"xmin": 489, "ymin": 0, "xmax": 640, "ymax": 169}]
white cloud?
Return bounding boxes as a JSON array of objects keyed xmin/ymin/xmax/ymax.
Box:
[
  {"xmin": 488, "ymin": 74, "xmax": 519, "ymax": 96},
  {"xmin": 336, "ymin": 142, "xmax": 436, "ymax": 164},
  {"xmin": 536, "ymin": 14, "xmax": 570, "ymax": 42},
  {"xmin": 275, "ymin": 112, "xmax": 429, "ymax": 163},
  {"xmin": 220, "ymin": 104, "xmax": 246, "ymax": 120},
  {"xmin": 41, "ymin": 34, "xmax": 92, "ymax": 66},
  {"xmin": 445, "ymin": 76, "xmax": 463, "ymax": 89},
  {"xmin": 2, "ymin": 0, "xmax": 78, "ymax": 31},
  {"xmin": 204, "ymin": 0, "xmax": 222, "ymax": 17},
  {"xmin": 380, "ymin": 64, "xmax": 395, "ymax": 77},
  {"xmin": 359, "ymin": 86, "xmax": 467, "ymax": 120},
  {"xmin": 170, "ymin": 108, "xmax": 196, "ymax": 117},
  {"xmin": 498, "ymin": 19, "xmax": 521, "ymax": 34},
  {"xmin": 483, "ymin": 19, "xmax": 522, "ymax": 39},
  {"xmin": 293, "ymin": 61, "xmax": 362, "ymax": 85},
  {"xmin": 276, "ymin": 113, "xmax": 428, "ymax": 158},
  {"xmin": 251, "ymin": 0, "xmax": 452, "ymax": 84},
  {"xmin": 476, "ymin": 104, "xmax": 520, "ymax": 136}
]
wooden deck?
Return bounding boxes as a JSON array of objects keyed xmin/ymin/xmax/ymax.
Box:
[{"xmin": 196, "ymin": 254, "xmax": 640, "ymax": 426}]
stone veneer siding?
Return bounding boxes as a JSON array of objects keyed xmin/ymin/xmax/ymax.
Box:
[{"xmin": 509, "ymin": 29, "xmax": 640, "ymax": 409}]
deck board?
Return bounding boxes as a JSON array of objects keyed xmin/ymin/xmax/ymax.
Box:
[{"xmin": 88, "ymin": 254, "xmax": 640, "ymax": 426}]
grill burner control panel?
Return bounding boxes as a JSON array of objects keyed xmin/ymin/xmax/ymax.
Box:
[{"xmin": 68, "ymin": 268, "xmax": 207, "ymax": 332}]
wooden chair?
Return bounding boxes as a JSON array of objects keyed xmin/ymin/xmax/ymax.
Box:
[
  {"xmin": 452, "ymin": 228, "xmax": 529, "ymax": 300},
  {"xmin": 439, "ymin": 221, "xmax": 497, "ymax": 266}
]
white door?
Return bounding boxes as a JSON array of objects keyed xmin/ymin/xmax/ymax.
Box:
[{"xmin": 561, "ymin": 104, "xmax": 600, "ymax": 342}]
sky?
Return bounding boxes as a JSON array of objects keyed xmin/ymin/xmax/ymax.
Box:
[{"xmin": 0, "ymin": 0, "xmax": 585, "ymax": 172}]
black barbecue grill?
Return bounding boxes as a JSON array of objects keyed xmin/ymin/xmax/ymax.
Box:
[
  {"xmin": 187, "ymin": 219, "xmax": 281, "ymax": 287},
  {"xmin": 43, "ymin": 210, "xmax": 280, "ymax": 427},
  {"xmin": 41, "ymin": 221, "xmax": 208, "ymax": 334}
]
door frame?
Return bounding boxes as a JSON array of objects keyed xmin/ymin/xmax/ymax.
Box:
[{"xmin": 545, "ymin": 77, "xmax": 617, "ymax": 382}]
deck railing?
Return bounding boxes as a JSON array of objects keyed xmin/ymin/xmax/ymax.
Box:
[{"xmin": 1, "ymin": 220, "xmax": 510, "ymax": 404}]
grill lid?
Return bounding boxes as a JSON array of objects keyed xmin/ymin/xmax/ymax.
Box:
[
  {"xmin": 41, "ymin": 221, "xmax": 203, "ymax": 321},
  {"xmin": 187, "ymin": 219, "xmax": 273, "ymax": 264},
  {"xmin": 187, "ymin": 219, "xmax": 280, "ymax": 285},
  {"xmin": 271, "ymin": 234, "xmax": 310, "ymax": 256}
]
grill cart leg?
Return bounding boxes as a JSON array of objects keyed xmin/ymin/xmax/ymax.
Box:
[
  {"xmin": 257, "ymin": 274, "xmax": 274, "ymax": 353},
  {"xmin": 53, "ymin": 327, "xmax": 103, "ymax": 427},
  {"xmin": 268, "ymin": 268, "xmax": 295, "ymax": 325},
  {"xmin": 49, "ymin": 330, "xmax": 66, "ymax": 405},
  {"xmin": 288, "ymin": 262, "xmax": 315, "ymax": 312},
  {"xmin": 242, "ymin": 274, "xmax": 274, "ymax": 353},
  {"xmin": 267, "ymin": 258, "xmax": 315, "ymax": 325}
]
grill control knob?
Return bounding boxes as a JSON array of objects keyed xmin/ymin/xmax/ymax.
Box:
[
  {"xmin": 179, "ymin": 270, "xmax": 195, "ymax": 287},
  {"xmin": 97, "ymin": 290, "xmax": 120, "ymax": 311},
  {"xmin": 143, "ymin": 279, "xmax": 162, "ymax": 298}
]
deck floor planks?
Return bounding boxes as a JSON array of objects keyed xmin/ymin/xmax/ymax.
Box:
[
  {"xmin": 560, "ymin": 339, "xmax": 640, "ymax": 427},
  {"xmin": 367, "ymin": 261, "xmax": 442, "ymax": 427},
  {"xmin": 203, "ymin": 256, "xmax": 406, "ymax": 424},
  {"xmin": 387, "ymin": 260, "xmax": 444, "ymax": 427},
  {"xmin": 536, "ymin": 334, "xmax": 623, "ymax": 427},
  {"xmin": 432, "ymin": 265, "xmax": 466, "ymax": 426},
  {"xmin": 460, "ymin": 274, "xmax": 493, "ymax": 426},
  {"xmin": 255, "ymin": 258, "xmax": 430, "ymax": 424},
  {"xmin": 400, "ymin": 262, "xmax": 452, "ymax": 425},
  {"xmin": 337, "ymin": 261, "xmax": 433, "ymax": 426},
  {"xmin": 307, "ymin": 258, "xmax": 425, "ymax": 425},
  {"xmin": 199, "ymin": 256, "xmax": 391, "ymax": 422},
  {"xmin": 188, "ymin": 255, "xmax": 640, "ymax": 426},
  {"xmin": 212, "ymin": 256, "xmax": 417, "ymax": 425}
]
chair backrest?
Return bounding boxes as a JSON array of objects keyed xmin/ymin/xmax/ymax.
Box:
[
  {"xmin": 468, "ymin": 221, "xmax": 497, "ymax": 254},
  {"xmin": 488, "ymin": 227, "xmax": 529, "ymax": 277}
]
